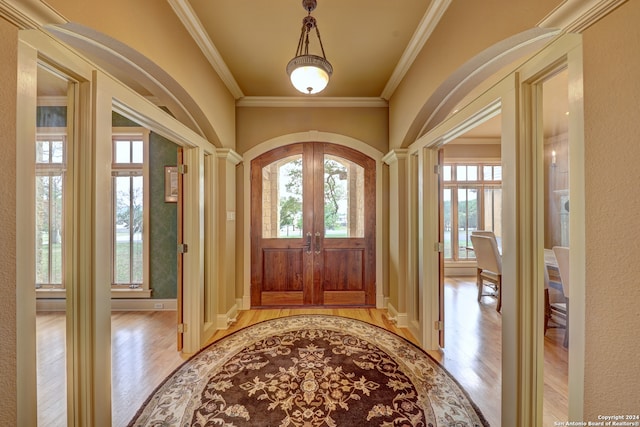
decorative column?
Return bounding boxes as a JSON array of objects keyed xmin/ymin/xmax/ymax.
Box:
[
  {"xmin": 215, "ymin": 148, "xmax": 242, "ymax": 328},
  {"xmin": 382, "ymin": 149, "xmax": 408, "ymax": 326}
]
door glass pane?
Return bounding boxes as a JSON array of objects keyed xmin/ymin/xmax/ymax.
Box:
[
  {"xmin": 458, "ymin": 187, "xmax": 478, "ymax": 259},
  {"xmin": 262, "ymin": 154, "xmax": 303, "ymax": 238},
  {"xmin": 324, "ymin": 155, "xmax": 364, "ymax": 238}
]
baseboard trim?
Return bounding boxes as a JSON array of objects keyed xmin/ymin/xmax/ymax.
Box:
[
  {"xmin": 216, "ymin": 303, "xmax": 239, "ymax": 330},
  {"xmin": 386, "ymin": 302, "xmax": 409, "ymax": 328},
  {"xmin": 376, "ymin": 292, "xmax": 385, "ymax": 309},
  {"xmin": 396, "ymin": 312, "xmax": 409, "ymax": 328},
  {"xmin": 36, "ymin": 298, "xmax": 177, "ymax": 312},
  {"xmin": 241, "ymin": 295, "xmax": 251, "ymax": 310},
  {"xmin": 445, "ymin": 266, "xmax": 476, "ymax": 276}
]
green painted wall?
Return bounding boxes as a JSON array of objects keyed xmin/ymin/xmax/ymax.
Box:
[
  {"xmin": 148, "ymin": 133, "xmax": 178, "ymax": 299},
  {"xmin": 113, "ymin": 112, "xmax": 178, "ymax": 299}
]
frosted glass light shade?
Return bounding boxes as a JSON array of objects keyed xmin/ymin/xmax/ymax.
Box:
[{"xmin": 287, "ymin": 55, "xmax": 333, "ymax": 94}]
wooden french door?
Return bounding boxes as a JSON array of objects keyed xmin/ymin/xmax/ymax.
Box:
[{"xmin": 251, "ymin": 142, "xmax": 376, "ymax": 307}]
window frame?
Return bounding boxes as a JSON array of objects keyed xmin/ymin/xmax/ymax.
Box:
[
  {"xmin": 35, "ymin": 129, "xmax": 67, "ymax": 291},
  {"xmin": 111, "ymin": 128, "xmax": 151, "ymax": 297},
  {"xmin": 443, "ymin": 161, "xmax": 502, "ymax": 262}
]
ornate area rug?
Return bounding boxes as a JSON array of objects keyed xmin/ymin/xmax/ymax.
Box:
[{"xmin": 129, "ymin": 315, "xmax": 489, "ymax": 426}]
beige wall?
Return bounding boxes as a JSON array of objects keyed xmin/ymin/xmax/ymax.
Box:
[
  {"xmin": 582, "ymin": 0, "xmax": 640, "ymax": 416},
  {"xmin": 443, "ymin": 142, "xmax": 501, "ymax": 160},
  {"xmin": 236, "ymin": 107, "xmax": 388, "ymax": 155},
  {"xmin": 46, "ymin": 0, "xmax": 236, "ymax": 149},
  {"xmin": 0, "ymin": 16, "xmax": 18, "ymax": 425},
  {"xmin": 388, "ymin": 0, "xmax": 561, "ymax": 149}
]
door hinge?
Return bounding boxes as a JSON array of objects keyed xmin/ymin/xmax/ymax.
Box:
[
  {"xmin": 434, "ymin": 164, "xmax": 442, "ymax": 174},
  {"xmin": 434, "ymin": 242, "xmax": 444, "ymax": 252},
  {"xmin": 177, "ymin": 164, "xmax": 188, "ymax": 174},
  {"xmin": 434, "ymin": 320, "xmax": 444, "ymax": 331},
  {"xmin": 177, "ymin": 323, "xmax": 186, "ymax": 333},
  {"xmin": 177, "ymin": 243, "xmax": 188, "ymax": 253}
]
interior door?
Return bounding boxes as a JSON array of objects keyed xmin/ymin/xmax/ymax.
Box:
[
  {"xmin": 176, "ymin": 148, "xmax": 184, "ymax": 351},
  {"xmin": 251, "ymin": 142, "xmax": 376, "ymax": 307},
  {"xmin": 437, "ymin": 149, "xmax": 445, "ymax": 347}
]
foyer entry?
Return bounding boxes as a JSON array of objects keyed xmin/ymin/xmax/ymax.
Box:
[{"xmin": 250, "ymin": 142, "xmax": 376, "ymax": 307}]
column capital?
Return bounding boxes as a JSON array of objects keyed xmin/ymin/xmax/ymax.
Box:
[
  {"xmin": 382, "ymin": 149, "xmax": 408, "ymax": 165},
  {"xmin": 215, "ymin": 148, "xmax": 243, "ymax": 165}
]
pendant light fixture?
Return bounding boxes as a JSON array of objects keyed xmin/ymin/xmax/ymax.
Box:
[{"xmin": 286, "ymin": 0, "xmax": 333, "ymax": 95}]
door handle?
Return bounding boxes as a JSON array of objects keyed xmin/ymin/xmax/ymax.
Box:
[
  {"xmin": 304, "ymin": 232, "xmax": 312, "ymax": 254},
  {"xmin": 315, "ymin": 232, "xmax": 321, "ymax": 254}
]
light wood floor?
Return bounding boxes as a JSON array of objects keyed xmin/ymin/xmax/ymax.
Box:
[
  {"xmin": 36, "ymin": 310, "xmax": 187, "ymax": 427},
  {"xmin": 36, "ymin": 276, "xmax": 567, "ymax": 426}
]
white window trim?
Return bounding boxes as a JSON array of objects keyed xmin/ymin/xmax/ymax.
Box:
[
  {"xmin": 35, "ymin": 128, "xmax": 68, "ymax": 296},
  {"xmin": 111, "ymin": 127, "xmax": 151, "ymax": 298}
]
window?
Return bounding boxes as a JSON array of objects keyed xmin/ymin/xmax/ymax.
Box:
[
  {"xmin": 35, "ymin": 132, "xmax": 66, "ymax": 288},
  {"xmin": 443, "ymin": 162, "xmax": 502, "ymax": 261},
  {"xmin": 111, "ymin": 130, "xmax": 149, "ymax": 294}
]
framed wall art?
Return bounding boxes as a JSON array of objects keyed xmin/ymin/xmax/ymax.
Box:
[{"xmin": 164, "ymin": 166, "xmax": 178, "ymax": 203}]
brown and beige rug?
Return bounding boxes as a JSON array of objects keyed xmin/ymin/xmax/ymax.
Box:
[{"xmin": 128, "ymin": 315, "xmax": 489, "ymax": 426}]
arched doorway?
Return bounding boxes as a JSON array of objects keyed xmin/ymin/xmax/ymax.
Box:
[{"xmin": 250, "ymin": 142, "xmax": 376, "ymax": 307}]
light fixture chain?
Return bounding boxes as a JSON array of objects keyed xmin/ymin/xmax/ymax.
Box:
[
  {"xmin": 314, "ymin": 24, "xmax": 327, "ymax": 59},
  {"xmin": 295, "ymin": 23, "xmax": 307, "ymax": 56},
  {"xmin": 304, "ymin": 29, "xmax": 310, "ymax": 55}
]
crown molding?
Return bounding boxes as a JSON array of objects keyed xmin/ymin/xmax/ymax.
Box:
[
  {"xmin": 538, "ymin": 0, "xmax": 628, "ymax": 33},
  {"xmin": 236, "ymin": 96, "xmax": 388, "ymax": 108},
  {"xmin": 167, "ymin": 0, "xmax": 244, "ymax": 99},
  {"xmin": 0, "ymin": 0, "xmax": 65, "ymax": 29},
  {"xmin": 380, "ymin": 0, "xmax": 452, "ymax": 100}
]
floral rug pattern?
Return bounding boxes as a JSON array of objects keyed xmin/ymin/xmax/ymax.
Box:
[{"xmin": 128, "ymin": 315, "xmax": 488, "ymax": 426}]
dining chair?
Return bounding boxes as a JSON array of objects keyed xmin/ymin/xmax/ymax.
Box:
[
  {"xmin": 552, "ymin": 246, "xmax": 570, "ymax": 347},
  {"xmin": 471, "ymin": 230, "xmax": 501, "ymax": 255},
  {"xmin": 471, "ymin": 230, "xmax": 497, "ymax": 240},
  {"xmin": 470, "ymin": 234, "xmax": 502, "ymax": 312},
  {"xmin": 544, "ymin": 263, "xmax": 566, "ymax": 336}
]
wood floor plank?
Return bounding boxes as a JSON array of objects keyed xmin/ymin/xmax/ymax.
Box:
[{"xmin": 36, "ymin": 277, "xmax": 568, "ymax": 426}]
